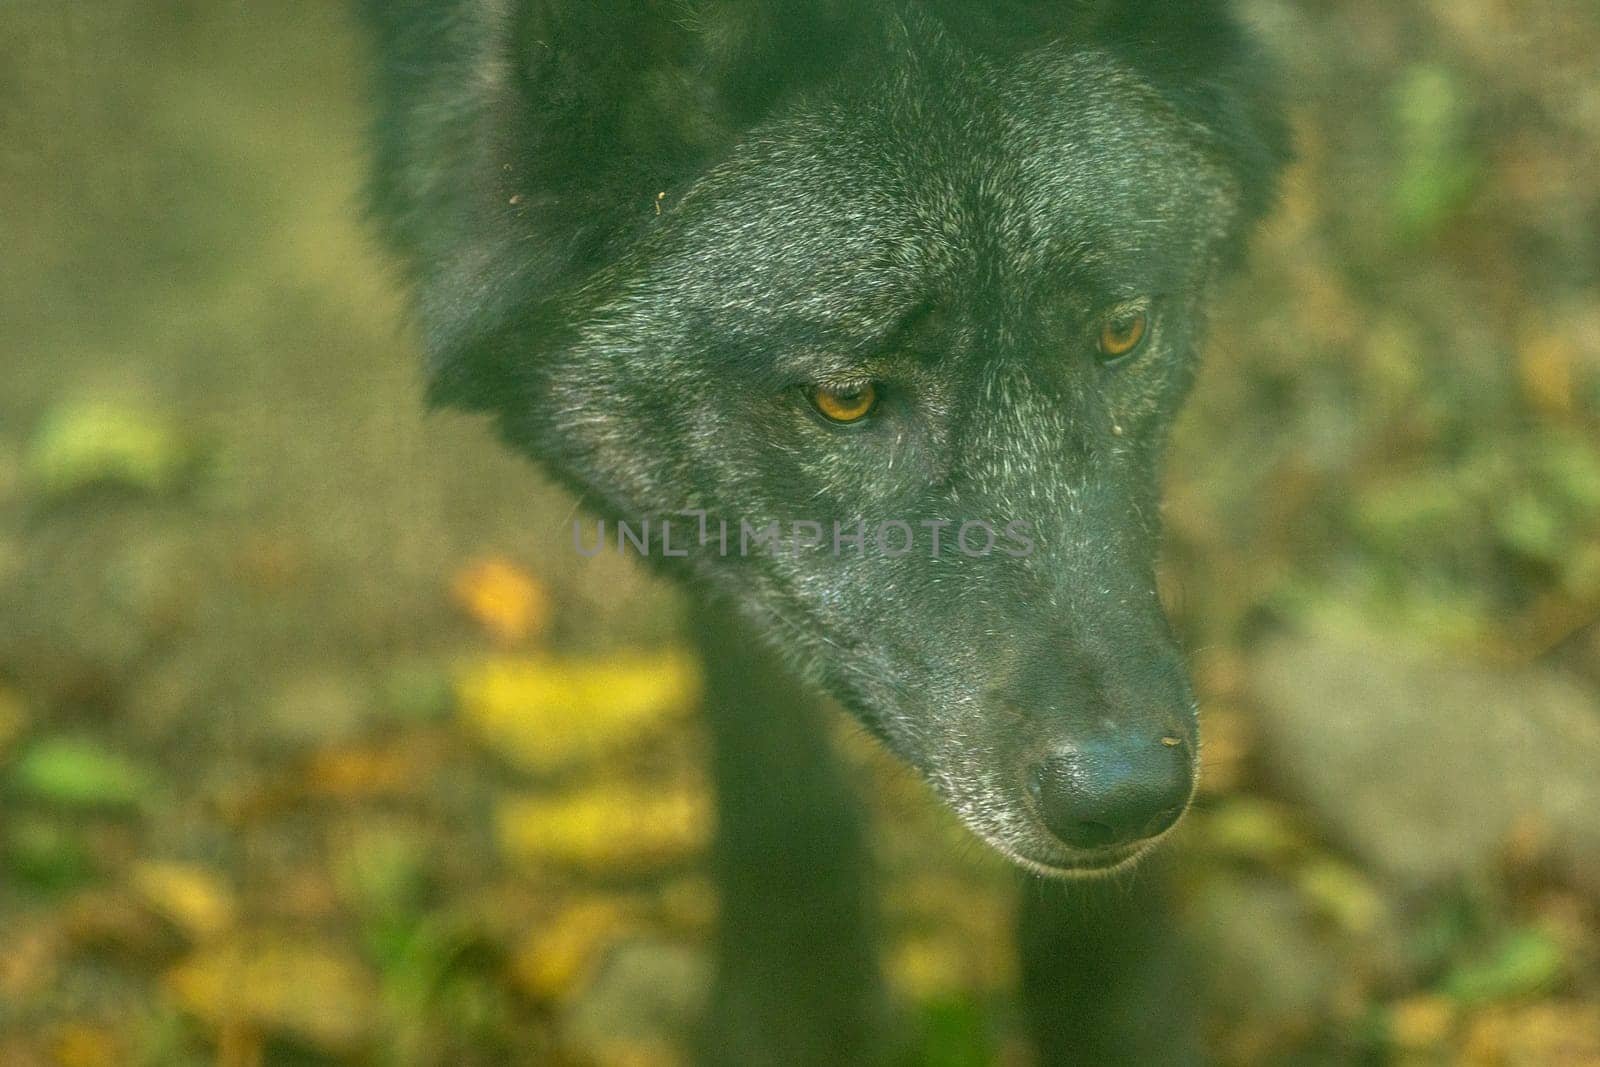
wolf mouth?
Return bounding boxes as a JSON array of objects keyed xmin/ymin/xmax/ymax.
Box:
[{"xmin": 1007, "ymin": 841, "xmax": 1155, "ymax": 880}]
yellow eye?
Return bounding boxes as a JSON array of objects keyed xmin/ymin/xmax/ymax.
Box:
[
  {"xmin": 1098, "ymin": 307, "xmax": 1151, "ymax": 362},
  {"xmin": 810, "ymin": 383, "xmax": 880, "ymax": 424}
]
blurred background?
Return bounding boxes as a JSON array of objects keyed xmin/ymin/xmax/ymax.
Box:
[{"xmin": 2, "ymin": 1, "xmax": 1598, "ymax": 1063}]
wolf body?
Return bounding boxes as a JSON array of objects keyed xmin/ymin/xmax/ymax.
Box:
[{"xmin": 361, "ymin": 3, "xmax": 1287, "ymax": 1061}]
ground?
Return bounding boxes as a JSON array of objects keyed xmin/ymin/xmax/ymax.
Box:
[{"xmin": 2, "ymin": 1, "xmax": 1598, "ymax": 1064}]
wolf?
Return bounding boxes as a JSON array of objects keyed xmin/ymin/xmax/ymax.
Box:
[{"xmin": 359, "ymin": 1, "xmax": 1288, "ymax": 1062}]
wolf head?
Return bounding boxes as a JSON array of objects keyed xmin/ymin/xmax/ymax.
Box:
[{"xmin": 364, "ymin": 0, "xmax": 1288, "ymax": 875}]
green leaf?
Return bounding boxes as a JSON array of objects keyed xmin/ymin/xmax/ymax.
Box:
[
  {"xmin": 5, "ymin": 815, "xmax": 94, "ymax": 892},
  {"xmin": 1442, "ymin": 928, "xmax": 1565, "ymax": 1005},
  {"xmin": 1536, "ymin": 431, "xmax": 1600, "ymax": 517},
  {"xmin": 25, "ymin": 400, "xmax": 191, "ymax": 498},
  {"xmin": 10, "ymin": 737, "xmax": 161, "ymax": 809},
  {"xmin": 1494, "ymin": 491, "xmax": 1568, "ymax": 565},
  {"xmin": 1390, "ymin": 65, "xmax": 1481, "ymax": 236},
  {"xmin": 380, "ymin": 662, "xmax": 456, "ymax": 723}
]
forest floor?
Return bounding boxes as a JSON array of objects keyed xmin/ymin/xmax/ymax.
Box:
[{"xmin": 2, "ymin": 1, "xmax": 1598, "ymax": 1063}]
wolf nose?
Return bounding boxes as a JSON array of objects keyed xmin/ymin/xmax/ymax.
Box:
[{"xmin": 1026, "ymin": 737, "xmax": 1192, "ymax": 850}]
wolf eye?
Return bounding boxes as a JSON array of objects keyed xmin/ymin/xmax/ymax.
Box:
[
  {"xmin": 1097, "ymin": 306, "xmax": 1151, "ymax": 363},
  {"xmin": 810, "ymin": 383, "xmax": 880, "ymax": 424}
]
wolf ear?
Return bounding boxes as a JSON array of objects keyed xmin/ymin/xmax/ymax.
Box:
[
  {"xmin": 363, "ymin": 0, "xmax": 868, "ymax": 409},
  {"xmin": 1092, "ymin": 0, "xmax": 1291, "ymax": 231}
]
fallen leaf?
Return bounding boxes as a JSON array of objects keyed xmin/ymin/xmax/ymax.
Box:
[
  {"xmin": 0, "ymin": 922, "xmax": 62, "ymax": 1000},
  {"xmin": 5, "ymin": 816, "xmax": 94, "ymax": 892},
  {"xmin": 9, "ymin": 738, "xmax": 160, "ymax": 809},
  {"xmin": 265, "ymin": 672, "xmax": 371, "ymax": 747},
  {"xmin": 165, "ymin": 935, "xmax": 378, "ymax": 1053},
  {"xmin": 63, "ymin": 888, "xmax": 179, "ymax": 963},
  {"xmin": 457, "ymin": 651, "xmax": 700, "ymax": 774},
  {"xmin": 1387, "ymin": 994, "xmax": 1456, "ymax": 1051},
  {"xmin": 886, "ymin": 875, "xmax": 1015, "ymax": 992},
  {"xmin": 131, "ymin": 863, "xmax": 237, "ymax": 941},
  {"xmin": 888, "ymin": 935, "xmax": 971, "ymax": 1000},
  {"xmin": 48, "ymin": 1023, "xmax": 123, "ymax": 1067},
  {"xmin": 381, "ymin": 661, "xmax": 455, "ymax": 723},
  {"xmin": 452, "ymin": 557, "xmax": 550, "ymax": 644},
  {"xmin": 267, "ymin": 869, "xmax": 341, "ymax": 924},
  {"xmin": 1443, "ymin": 928, "xmax": 1565, "ymax": 1006},
  {"xmin": 24, "ymin": 400, "xmax": 190, "ymax": 498},
  {"xmin": 1390, "ymin": 64, "xmax": 1481, "ymax": 236},
  {"xmin": 302, "ymin": 741, "xmax": 432, "ymax": 800},
  {"xmin": 497, "ymin": 783, "xmax": 709, "ymax": 874},
  {"xmin": 1462, "ymin": 1002, "xmax": 1600, "ymax": 1064},
  {"xmin": 1197, "ymin": 704, "xmax": 1255, "ymax": 796},
  {"xmin": 571, "ymin": 1040, "xmax": 685, "ymax": 1067},
  {"xmin": 1197, "ymin": 798, "xmax": 1309, "ymax": 865},
  {"xmin": 511, "ymin": 898, "xmax": 636, "ymax": 1002},
  {"xmin": 1294, "ymin": 859, "xmax": 1388, "ymax": 936},
  {"xmin": 1517, "ymin": 329, "xmax": 1576, "ymax": 417},
  {"xmin": 332, "ymin": 826, "xmax": 430, "ymax": 924}
]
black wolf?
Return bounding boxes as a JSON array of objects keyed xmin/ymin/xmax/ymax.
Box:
[{"xmin": 360, "ymin": 1, "xmax": 1287, "ymax": 1061}]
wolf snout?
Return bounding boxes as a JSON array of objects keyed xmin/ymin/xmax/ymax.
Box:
[{"xmin": 1024, "ymin": 734, "xmax": 1194, "ymax": 851}]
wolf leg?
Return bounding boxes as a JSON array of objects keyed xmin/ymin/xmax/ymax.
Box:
[
  {"xmin": 691, "ymin": 597, "xmax": 888, "ymax": 1066},
  {"xmin": 1017, "ymin": 853, "xmax": 1204, "ymax": 1066}
]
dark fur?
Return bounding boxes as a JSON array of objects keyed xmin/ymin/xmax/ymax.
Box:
[{"xmin": 360, "ymin": 2, "xmax": 1286, "ymax": 1060}]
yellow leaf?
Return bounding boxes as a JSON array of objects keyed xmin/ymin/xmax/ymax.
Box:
[
  {"xmin": 164, "ymin": 935, "xmax": 377, "ymax": 1053},
  {"xmin": 1295, "ymin": 859, "xmax": 1388, "ymax": 936},
  {"xmin": 1517, "ymin": 330, "xmax": 1575, "ymax": 417},
  {"xmin": 49, "ymin": 1023, "xmax": 123, "ymax": 1067},
  {"xmin": 131, "ymin": 862, "xmax": 237, "ymax": 941},
  {"xmin": 511, "ymin": 898, "xmax": 635, "ymax": 1002},
  {"xmin": 457, "ymin": 651, "xmax": 700, "ymax": 774},
  {"xmin": 1198, "ymin": 798, "xmax": 1309, "ymax": 864},
  {"xmin": 581, "ymin": 1042, "xmax": 685, "ymax": 1067},
  {"xmin": 1464, "ymin": 1002, "xmax": 1600, "ymax": 1064},
  {"xmin": 302, "ymin": 741, "xmax": 430, "ymax": 800},
  {"xmin": 888, "ymin": 935, "xmax": 970, "ymax": 1000},
  {"xmin": 0, "ymin": 923, "xmax": 59, "ymax": 1001},
  {"xmin": 887, "ymin": 876, "xmax": 1016, "ymax": 990},
  {"xmin": 451, "ymin": 557, "xmax": 550, "ymax": 644},
  {"xmin": 1196, "ymin": 704, "xmax": 1255, "ymax": 797},
  {"xmin": 498, "ymin": 783, "xmax": 709, "ymax": 874},
  {"xmin": 1388, "ymin": 995, "xmax": 1456, "ymax": 1052}
]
